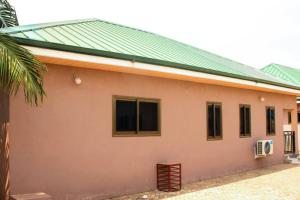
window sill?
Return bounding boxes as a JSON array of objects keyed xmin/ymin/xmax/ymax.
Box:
[
  {"xmin": 240, "ymin": 135, "xmax": 251, "ymax": 138},
  {"xmin": 266, "ymin": 133, "xmax": 276, "ymax": 136},
  {"xmin": 207, "ymin": 137, "xmax": 223, "ymax": 141},
  {"xmin": 113, "ymin": 132, "xmax": 161, "ymax": 137}
]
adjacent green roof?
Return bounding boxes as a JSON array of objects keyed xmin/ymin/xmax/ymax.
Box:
[
  {"xmin": 261, "ymin": 63, "xmax": 300, "ymax": 86},
  {"xmin": 0, "ymin": 18, "xmax": 298, "ymax": 89}
]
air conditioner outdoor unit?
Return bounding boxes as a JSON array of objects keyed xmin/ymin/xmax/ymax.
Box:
[{"xmin": 255, "ymin": 139, "xmax": 273, "ymax": 158}]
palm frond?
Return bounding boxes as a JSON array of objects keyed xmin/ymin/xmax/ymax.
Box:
[
  {"xmin": 0, "ymin": 122, "xmax": 9, "ymax": 200},
  {"xmin": 0, "ymin": 0, "xmax": 18, "ymax": 28},
  {"xmin": 0, "ymin": 33, "xmax": 47, "ymax": 105}
]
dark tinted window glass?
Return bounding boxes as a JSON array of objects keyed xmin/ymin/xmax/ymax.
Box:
[
  {"xmin": 240, "ymin": 107, "xmax": 245, "ymax": 134},
  {"xmin": 116, "ymin": 100, "xmax": 137, "ymax": 132},
  {"xmin": 266, "ymin": 107, "xmax": 275, "ymax": 135},
  {"xmin": 267, "ymin": 108, "xmax": 271, "ymax": 133},
  {"xmin": 270, "ymin": 109, "xmax": 275, "ymax": 133},
  {"xmin": 139, "ymin": 101, "xmax": 158, "ymax": 131},
  {"xmin": 207, "ymin": 104, "xmax": 214, "ymax": 137},
  {"xmin": 245, "ymin": 107, "xmax": 251, "ymax": 134},
  {"xmin": 288, "ymin": 112, "xmax": 292, "ymax": 124},
  {"xmin": 207, "ymin": 103, "xmax": 222, "ymax": 138},
  {"xmin": 215, "ymin": 105, "xmax": 222, "ymax": 136},
  {"xmin": 240, "ymin": 106, "xmax": 251, "ymax": 136}
]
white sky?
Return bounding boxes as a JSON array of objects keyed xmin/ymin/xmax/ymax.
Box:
[{"xmin": 9, "ymin": 0, "xmax": 300, "ymax": 69}]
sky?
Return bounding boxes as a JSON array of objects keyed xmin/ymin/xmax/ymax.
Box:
[{"xmin": 9, "ymin": 0, "xmax": 300, "ymax": 69}]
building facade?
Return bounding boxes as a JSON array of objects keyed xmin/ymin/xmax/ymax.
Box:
[{"xmin": 2, "ymin": 20, "xmax": 300, "ymax": 199}]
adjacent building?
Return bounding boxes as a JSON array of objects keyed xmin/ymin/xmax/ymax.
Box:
[{"xmin": 262, "ymin": 63, "xmax": 300, "ymax": 151}]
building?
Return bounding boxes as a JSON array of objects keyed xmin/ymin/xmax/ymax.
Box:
[
  {"xmin": 262, "ymin": 63, "xmax": 300, "ymax": 122},
  {"xmin": 262, "ymin": 63, "xmax": 300, "ymax": 87},
  {"xmin": 262, "ymin": 63, "xmax": 300, "ymax": 153},
  {"xmin": 2, "ymin": 19, "xmax": 300, "ymax": 200}
]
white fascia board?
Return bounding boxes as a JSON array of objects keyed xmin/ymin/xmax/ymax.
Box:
[{"xmin": 24, "ymin": 45, "xmax": 300, "ymax": 95}]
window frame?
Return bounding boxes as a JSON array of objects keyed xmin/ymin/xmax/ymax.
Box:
[
  {"xmin": 239, "ymin": 104, "xmax": 251, "ymax": 138},
  {"xmin": 112, "ymin": 95, "xmax": 161, "ymax": 137},
  {"xmin": 207, "ymin": 102, "xmax": 223, "ymax": 140},
  {"xmin": 266, "ymin": 106, "xmax": 276, "ymax": 136}
]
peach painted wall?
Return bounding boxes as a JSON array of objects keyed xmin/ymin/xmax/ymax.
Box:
[
  {"xmin": 297, "ymin": 104, "xmax": 300, "ymax": 152},
  {"xmin": 9, "ymin": 64, "xmax": 297, "ymax": 200},
  {"xmin": 283, "ymin": 110, "xmax": 292, "ymax": 131}
]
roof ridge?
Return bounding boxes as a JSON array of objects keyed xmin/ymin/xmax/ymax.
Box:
[
  {"xmin": 1, "ymin": 18, "xmax": 163, "ymax": 39},
  {"xmin": 261, "ymin": 63, "xmax": 279, "ymax": 71},
  {"xmin": 264, "ymin": 63, "xmax": 300, "ymax": 74},
  {"xmin": 0, "ymin": 18, "xmax": 99, "ymax": 34},
  {"xmin": 3, "ymin": 18, "xmax": 299, "ymax": 89},
  {"xmin": 272, "ymin": 63, "xmax": 300, "ymax": 71},
  {"xmin": 91, "ymin": 19, "xmax": 252, "ymax": 74},
  {"xmin": 1, "ymin": 17, "xmax": 251, "ymax": 72},
  {"xmin": 0, "ymin": 17, "xmax": 269, "ymax": 74},
  {"xmin": 271, "ymin": 64, "xmax": 300, "ymax": 84},
  {"xmin": 153, "ymin": 30, "xmax": 260, "ymax": 74},
  {"xmin": 0, "ymin": 19, "xmax": 292, "ymax": 77},
  {"xmin": 94, "ymin": 19, "xmax": 157, "ymax": 35},
  {"xmin": 90, "ymin": 18, "xmax": 246, "ymax": 70}
]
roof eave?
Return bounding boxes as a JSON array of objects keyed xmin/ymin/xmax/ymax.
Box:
[{"xmin": 14, "ymin": 37, "xmax": 300, "ymax": 92}]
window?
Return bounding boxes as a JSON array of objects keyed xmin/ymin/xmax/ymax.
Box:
[
  {"xmin": 266, "ymin": 107, "xmax": 275, "ymax": 135},
  {"xmin": 288, "ymin": 111, "xmax": 292, "ymax": 124},
  {"xmin": 298, "ymin": 112, "xmax": 300, "ymax": 123},
  {"xmin": 113, "ymin": 96, "xmax": 160, "ymax": 136},
  {"xmin": 207, "ymin": 102, "xmax": 222, "ymax": 139},
  {"xmin": 240, "ymin": 105, "xmax": 251, "ymax": 137},
  {"xmin": 115, "ymin": 99, "xmax": 137, "ymax": 132},
  {"xmin": 139, "ymin": 101, "xmax": 159, "ymax": 131}
]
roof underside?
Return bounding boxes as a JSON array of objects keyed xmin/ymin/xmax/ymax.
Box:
[{"xmin": 1, "ymin": 18, "xmax": 298, "ymax": 90}]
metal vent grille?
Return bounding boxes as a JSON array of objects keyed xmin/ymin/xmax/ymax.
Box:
[{"xmin": 257, "ymin": 142, "xmax": 263, "ymax": 155}]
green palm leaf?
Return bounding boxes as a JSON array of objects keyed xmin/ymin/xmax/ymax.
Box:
[
  {"xmin": 0, "ymin": 33, "xmax": 46, "ymax": 105},
  {"xmin": 0, "ymin": 0, "xmax": 18, "ymax": 28}
]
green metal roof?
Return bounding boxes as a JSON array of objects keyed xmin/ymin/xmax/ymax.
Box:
[
  {"xmin": 261, "ymin": 63, "xmax": 300, "ymax": 86},
  {"xmin": 0, "ymin": 18, "xmax": 298, "ymax": 89}
]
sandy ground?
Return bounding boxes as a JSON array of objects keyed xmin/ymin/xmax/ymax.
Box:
[{"xmin": 108, "ymin": 164, "xmax": 300, "ymax": 200}]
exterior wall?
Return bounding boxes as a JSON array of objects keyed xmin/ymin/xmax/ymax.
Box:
[
  {"xmin": 296, "ymin": 103, "xmax": 300, "ymax": 154},
  {"xmin": 282, "ymin": 109, "xmax": 298, "ymax": 153},
  {"xmin": 10, "ymin": 64, "xmax": 297, "ymax": 200},
  {"xmin": 283, "ymin": 110, "xmax": 292, "ymax": 131}
]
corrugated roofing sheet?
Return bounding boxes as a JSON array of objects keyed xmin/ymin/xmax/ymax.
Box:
[
  {"xmin": 0, "ymin": 18, "xmax": 297, "ymax": 89},
  {"xmin": 261, "ymin": 63, "xmax": 300, "ymax": 86}
]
